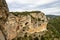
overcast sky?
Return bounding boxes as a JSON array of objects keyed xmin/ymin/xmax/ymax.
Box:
[{"xmin": 6, "ymin": 0, "xmax": 60, "ymax": 15}]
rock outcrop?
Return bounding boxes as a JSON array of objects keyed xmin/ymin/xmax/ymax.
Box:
[
  {"xmin": 0, "ymin": 0, "xmax": 48, "ymax": 40},
  {"xmin": 0, "ymin": 0, "xmax": 9, "ymax": 40},
  {"xmin": 5, "ymin": 12, "xmax": 48, "ymax": 40}
]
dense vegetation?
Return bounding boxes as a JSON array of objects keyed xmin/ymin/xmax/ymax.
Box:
[
  {"xmin": 42, "ymin": 16, "xmax": 60, "ymax": 40},
  {"xmin": 48, "ymin": 16, "xmax": 60, "ymax": 33},
  {"xmin": 10, "ymin": 11, "xmax": 41, "ymax": 16}
]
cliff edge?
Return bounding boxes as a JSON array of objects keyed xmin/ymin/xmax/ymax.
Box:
[{"xmin": 0, "ymin": 0, "xmax": 48, "ymax": 40}]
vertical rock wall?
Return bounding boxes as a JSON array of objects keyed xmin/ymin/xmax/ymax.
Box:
[
  {"xmin": 0, "ymin": 0, "xmax": 48, "ymax": 40},
  {"xmin": 0, "ymin": 0, "xmax": 9, "ymax": 40},
  {"xmin": 5, "ymin": 12, "xmax": 48, "ymax": 40}
]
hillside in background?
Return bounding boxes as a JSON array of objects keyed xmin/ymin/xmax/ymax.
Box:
[
  {"xmin": 48, "ymin": 16, "xmax": 60, "ymax": 33},
  {"xmin": 46, "ymin": 15, "xmax": 57, "ymax": 18},
  {"xmin": 44, "ymin": 15, "xmax": 60, "ymax": 40}
]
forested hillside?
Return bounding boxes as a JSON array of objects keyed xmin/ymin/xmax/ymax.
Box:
[{"xmin": 42, "ymin": 16, "xmax": 60, "ymax": 40}]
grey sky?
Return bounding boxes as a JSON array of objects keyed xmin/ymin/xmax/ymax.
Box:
[{"xmin": 6, "ymin": 0, "xmax": 60, "ymax": 15}]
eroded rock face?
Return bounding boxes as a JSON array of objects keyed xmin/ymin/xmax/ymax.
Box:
[
  {"xmin": 0, "ymin": 0, "xmax": 48, "ymax": 40},
  {"xmin": 0, "ymin": 0, "xmax": 8, "ymax": 26},
  {"xmin": 5, "ymin": 12, "xmax": 48, "ymax": 40},
  {"xmin": 0, "ymin": 0, "xmax": 9, "ymax": 40}
]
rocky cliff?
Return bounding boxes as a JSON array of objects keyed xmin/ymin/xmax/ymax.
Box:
[
  {"xmin": 0, "ymin": 0, "xmax": 9, "ymax": 40},
  {"xmin": 0, "ymin": 0, "xmax": 48, "ymax": 40},
  {"xmin": 5, "ymin": 12, "xmax": 48, "ymax": 40}
]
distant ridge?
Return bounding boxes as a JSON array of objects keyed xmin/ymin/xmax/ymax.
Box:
[{"xmin": 46, "ymin": 15, "xmax": 57, "ymax": 18}]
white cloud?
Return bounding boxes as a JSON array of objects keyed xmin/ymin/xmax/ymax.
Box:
[
  {"xmin": 6, "ymin": 0, "xmax": 60, "ymax": 15},
  {"xmin": 6, "ymin": 0, "xmax": 57, "ymax": 5},
  {"xmin": 6, "ymin": 0, "xmax": 58, "ymax": 9},
  {"xmin": 40, "ymin": 7, "xmax": 60, "ymax": 15}
]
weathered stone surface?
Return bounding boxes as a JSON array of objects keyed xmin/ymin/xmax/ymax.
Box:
[
  {"xmin": 0, "ymin": 0, "xmax": 8, "ymax": 26},
  {"xmin": 0, "ymin": 30, "xmax": 5, "ymax": 40},
  {"xmin": 0, "ymin": 0, "xmax": 48, "ymax": 40},
  {"xmin": 0, "ymin": 0, "xmax": 9, "ymax": 40},
  {"xmin": 5, "ymin": 12, "xmax": 48, "ymax": 40}
]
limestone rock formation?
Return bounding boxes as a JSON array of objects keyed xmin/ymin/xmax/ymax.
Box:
[
  {"xmin": 0, "ymin": 0, "xmax": 9, "ymax": 26},
  {"xmin": 0, "ymin": 0, "xmax": 9, "ymax": 40},
  {"xmin": 5, "ymin": 12, "xmax": 48, "ymax": 40},
  {"xmin": 0, "ymin": 0, "xmax": 48, "ymax": 40}
]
